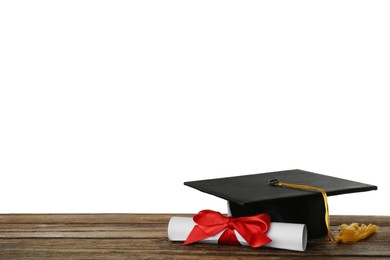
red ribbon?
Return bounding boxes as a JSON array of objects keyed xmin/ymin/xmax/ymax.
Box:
[{"xmin": 183, "ymin": 210, "xmax": 272, "ymax": 248}]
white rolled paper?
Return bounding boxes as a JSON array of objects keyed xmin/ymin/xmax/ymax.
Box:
[{"xmin": 168, "ymin": 217, "xmax": 307, "ymax": 252}]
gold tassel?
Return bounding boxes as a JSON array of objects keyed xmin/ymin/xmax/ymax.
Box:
[
  {"xmin": 270, "ymin": 179, "xmax": 378, "ymax": 243},
  {"xmin": 334, "ymin": 223, "xmax": 378, "ymax": 243}
]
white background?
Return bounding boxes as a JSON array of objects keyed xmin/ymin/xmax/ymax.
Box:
[{"xmin": 1, "ymin": 1, "xmax": 389, "ymax": 215}]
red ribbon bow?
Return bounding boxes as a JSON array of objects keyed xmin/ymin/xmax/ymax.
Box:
[{"xmin": 183, "ymin": 210, "xmax": 272, "ymax": 248}]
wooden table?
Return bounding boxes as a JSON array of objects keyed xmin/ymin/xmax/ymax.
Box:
[{"xmin": 0, "ymin": 214, "xmax": 389, "ymax": 259}]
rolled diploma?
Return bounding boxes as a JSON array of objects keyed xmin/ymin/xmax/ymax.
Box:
[{"xmin": 168, "ymin": 217, "xmax": 307, "ymax": 252}]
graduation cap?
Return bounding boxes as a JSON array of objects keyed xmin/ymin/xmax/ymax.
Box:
[{"xmin": 184, "ymin": 169, "xmax": 377, "ymax": 238}]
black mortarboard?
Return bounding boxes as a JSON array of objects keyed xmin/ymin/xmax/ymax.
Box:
[{"xmin": 184, "ymin": 169, "xmax": 377, "ymax": 238}]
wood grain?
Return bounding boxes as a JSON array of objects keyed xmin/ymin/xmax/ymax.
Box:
[{"xmin": 0, "ymin": 214, "xmax": 388, "ymax": 259}]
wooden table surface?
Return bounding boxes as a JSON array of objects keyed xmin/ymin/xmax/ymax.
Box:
[{"xmin": 0, "ymin": 214, "xmax": 389, "ymax": 259}]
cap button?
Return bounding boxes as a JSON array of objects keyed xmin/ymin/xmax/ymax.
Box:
[{"xmin": 269, "ymin": 179, "xmax": 279, "ymax": 186}]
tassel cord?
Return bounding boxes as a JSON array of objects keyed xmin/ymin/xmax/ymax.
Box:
[{"xmin": 271, "ymin": 181, "xmax": 335, "ymax": 241}]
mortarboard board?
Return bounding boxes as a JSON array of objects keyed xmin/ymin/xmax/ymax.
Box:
[{"xmin": 184, "ymin": 169, "xmax": 377, "ymax": 238}]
